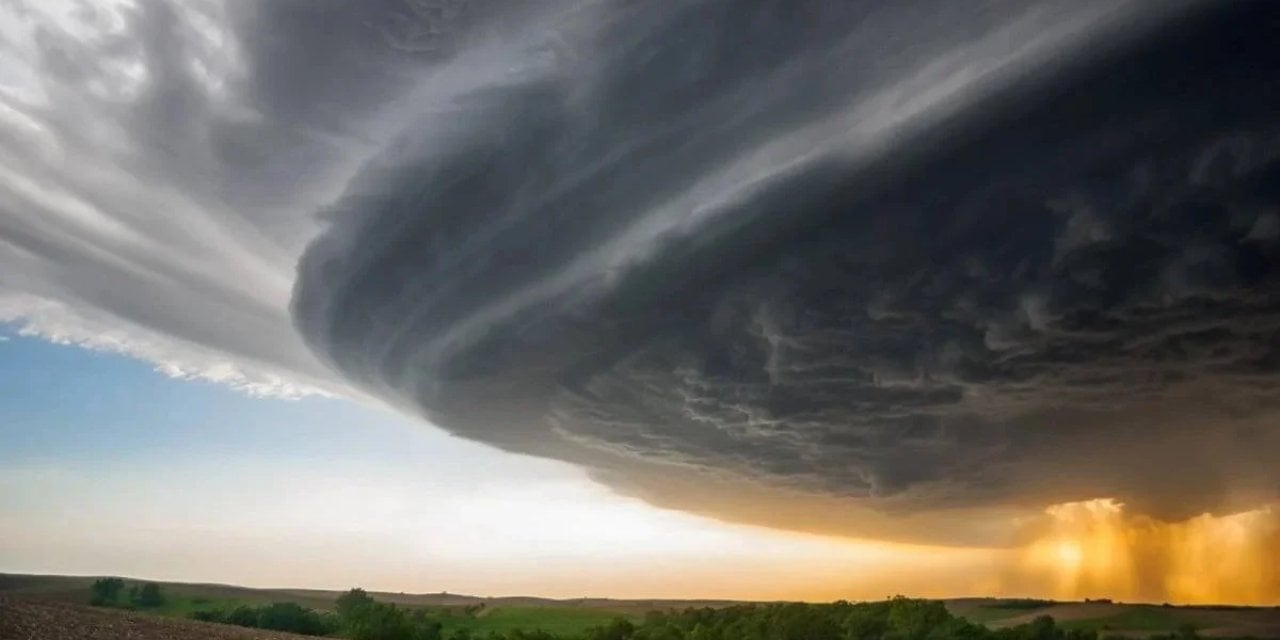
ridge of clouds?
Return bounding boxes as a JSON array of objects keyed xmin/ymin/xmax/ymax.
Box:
[
  {"xmin": 4, "ymin": 0, "xmax": 1279, "ymax": 552},
  {"xmin": 293, "ymin": 1, "xmax": 1280, "ymax": 543}
]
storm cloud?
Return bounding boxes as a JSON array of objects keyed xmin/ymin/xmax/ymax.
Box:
[
  {"xmin": 293, "ymin": 1, "xmax": 1280, "ymax": 541},
  {"xmin": 6, "ymin": 0, "xmax": 1278, "ymax": 548}
]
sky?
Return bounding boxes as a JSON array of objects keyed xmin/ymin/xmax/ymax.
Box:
[
  {"xmin": 1, "ymin": 0, "xmax": 1278, "ymax": 605},
  {"xmin": 0, "ymin": 326, "xmax": 995, "ymax": 601}
]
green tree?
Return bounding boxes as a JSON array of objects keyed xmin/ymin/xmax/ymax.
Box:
[
  {"xmin": 89, "ymin": 577, "xmax": 125, "ymax": 606},
  {"xmin": 227, "ymin": 605, "xmax": 260, "ymax": 627},
  {"xmin": 587, "ymin": 618, "xmax": 636, "ymax": 640},
  {"xmin": 257, "ymin": 601, "xmax": 336, "ymax": 635},
  {"xmin": 1024, "ymin": 615, "xmax": 1058, "ymax": 640},
  {"xmin": 338, "ymin": 587, "xmax": 376, "ymax": 616},
  {"xmin": 886, "ymin": 597, "xmax": 952, "ymax": 640},
  {"xmin": 345, "ymin": 600, "xmax": 417, "ymax": 640},
  {"xmin": 135, "ymin": 582, "xmax": 165, "ymax": 607}
]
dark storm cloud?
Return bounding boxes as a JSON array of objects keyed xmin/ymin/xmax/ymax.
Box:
[{"xmin": 294, "ymin": 1, "xmax": 1280, "ymax": 539}]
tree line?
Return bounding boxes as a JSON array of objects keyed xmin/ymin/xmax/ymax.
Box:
[
  {"xmin": 89, "ymin": 577, "xmax": 165, "ymax": 608},
  {"xmin": 176, "ymin": 587, "xmax": 1216, "ymax": 640}
]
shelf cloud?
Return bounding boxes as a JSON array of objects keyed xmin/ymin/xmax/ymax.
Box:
[
  {"xmin": 294, "ymin": 2, "xmax": 1280, "ymax": 542},
  {"xmin": 3, "ymin": 0, "xmax": 1277, "ymax": 549}
]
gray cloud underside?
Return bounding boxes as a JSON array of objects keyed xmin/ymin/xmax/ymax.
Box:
[
  {"xmin": 0, "ymin": 0, "xmax": 523, "ymax": 394},
  {"xmin": 293, "ymin": 1, "xmax": 1280, "ymax": 542}
]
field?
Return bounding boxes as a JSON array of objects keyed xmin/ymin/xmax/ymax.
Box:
[
  {"xmin": 3, "ymin": 574, "xmax": 1279, "ymax": 638},
  {"xmin": 0, "ymin": 596, "xmax": 314, "ymax": 640},
  {"xmin": 0, "ymin": 573, "xmax": 650, "ymax": 638},
  {"xmin": 944, "ymin": 598, "xmax": 1280, "ymax": 638}
]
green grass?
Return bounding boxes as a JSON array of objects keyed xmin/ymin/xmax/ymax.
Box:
[
  {"xmin": 436, "ymin": 606, "xmax": 636, "ymax": 636},
  {"xmin": 104, "ymin": 596, "xmax": 631, "ymax": 637},
  {"xmin": 959, "ymin": 606, "xmax": 1052, "ymax": 624},
  {"xmin": 1058, "ymin": 606, "xmax": 1202, "ymax": 632},
  {"xmin": 952, "ymin": 600, "xmax": 1057, "ymax": 624}
]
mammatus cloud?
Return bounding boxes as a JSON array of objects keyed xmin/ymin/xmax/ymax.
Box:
[{"xmin": 294, "ymin": 0, "xmax": 1280, "ymax": 548}]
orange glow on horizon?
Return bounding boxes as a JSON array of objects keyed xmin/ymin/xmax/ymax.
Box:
[{"xmin": 1016, "ymin": 499, "xmax": 1280, "ymax": 605}]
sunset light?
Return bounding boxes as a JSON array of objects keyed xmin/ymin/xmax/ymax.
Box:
[{"xmin": 1016, "ymin": 500, "xmax": 1280, "ymax": 604}]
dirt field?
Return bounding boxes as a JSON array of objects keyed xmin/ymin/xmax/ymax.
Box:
[{"xmin": 0, "ymin": 596, "xmax": 315, "ymax": 640}]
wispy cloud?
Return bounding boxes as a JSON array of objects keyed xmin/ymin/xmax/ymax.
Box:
[{"xmin": 0, "ymin": 0, "xmax": 455, "ymax": 397}]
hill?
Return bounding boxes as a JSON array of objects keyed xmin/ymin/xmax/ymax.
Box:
[
  {"xmin": 0, "ymin": 595, "xmax": 317, "ymax": 640},
  {"xmin": 3, "ymin": 573, "xmax": 1278, "ymax": 638},
  {"xmin": 945, "ymin": 598, "xmax": 1280, "ymax": 638}
]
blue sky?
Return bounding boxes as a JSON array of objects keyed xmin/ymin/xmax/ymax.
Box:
[
  {"xmin": 0, "ymin": 325, "xmax": 479, "ymax": 472},
  {"xmin": 0, "ymin": 326, "xmax": 950, "ymax": 600}
]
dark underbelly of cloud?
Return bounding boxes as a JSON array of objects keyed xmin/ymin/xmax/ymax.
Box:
[{"xmin": 292, "ymin": 1, "xmax": 1280, "ymax": 544}]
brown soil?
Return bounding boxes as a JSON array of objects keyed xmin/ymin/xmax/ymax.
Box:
[{"xmin": 0, "ymin": 596, "xmax": 313, "ymax": 640}]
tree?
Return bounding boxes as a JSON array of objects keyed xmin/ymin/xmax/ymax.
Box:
[
  {"xmin": 227, "ymin": 605, "xmax": 261, "ymax": 627},
  {"xmin": 587, "ymin": 618, "xmax": 636, "ymax": 640},
  {"xmin": 346, "ymin": 601, "xmax": 417, "ymax": 640},
  {"xmin": 338, "ymin": 587, "xmax": 376, "ymax": 617},
  {"xmin": 257, "ymin": 601, "xmax": 336, "ymax": 635},
  {"xmin": 89, "ymin": 577, "xmax": 125, "ymax": 606},
  {"xmin": 135, "ymin": 582, "xmax": 165, "ymax": 607}
]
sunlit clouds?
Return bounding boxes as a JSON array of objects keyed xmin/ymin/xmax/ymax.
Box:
[{"xmin": 1015, "ymin": 500, "xmax": 1280, "ymax": 604}]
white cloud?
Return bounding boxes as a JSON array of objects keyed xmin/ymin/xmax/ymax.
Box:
[
  {"xmin": 0, "ymin": 0, "xmax": 421, "ymax": 398},
  {"xmin": 0, "ymin": 291, "xmax": 333, "ymax": 397}
]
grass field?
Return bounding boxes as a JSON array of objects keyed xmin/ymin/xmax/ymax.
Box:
[
  {"xmin": 436, "ymin": 606, "xmax": 636, "ymax": 636},
  {"xmin": 944, "ymin": 599, "xmax": 1061, "ymax": 624},
  {"xmin": 0, "ymin": 573, "xmax": 641, "ymax": 637},
  {"xmin": 4, "ymin": 574, "xmax": 1278, "ymax": 638},
  {"xmin": 944, "ymin": 599, "xmax": 1280, "ymax": 638}
]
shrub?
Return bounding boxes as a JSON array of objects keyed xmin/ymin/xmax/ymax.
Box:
[
  {"xmin": 257, "ymin": 601, "xmax": 339, "ymax": 635},
  {"xmin": 227, "ymin": 605, "xmax": 261, "ymax": 627},
  {"xmin": 345, "ymin": 601, "xmax": 419, "ymax": 640},
  {"xmin": 89, "ymin": 577, "xmax": 125, "ymax": 606},
  {"xmin": 191, "ymin": 610, "xmax": 227, "ymax": 623},
  {"xmin": 134, "ymin": 582, "xmax": 165, "ymax": 607}
]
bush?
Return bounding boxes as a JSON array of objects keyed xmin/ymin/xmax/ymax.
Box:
[
  {"xmin": 191, "ymin": 609, "xmax": 226, "ymax": 623},
  {"xmin": 257, "ymin": 601, "xmax": 339, "ymax": 635},
  {"xmin": 338, "ymin": 587, "xmax": 375, "ymax": 617},
  {"xmin": 134, "ymin": 582, "xmax": 165, "ymax": 607},
  {"xmin": 226, "ymin": 605, "xmax": 261, "ymax": 627},
  {"xmin": 89, "ymin": 578, "xmax": 125, "ymax": 606},
  {"xmin": 345, "ymin": 601, "xmax": 418, "ymax": 640}
]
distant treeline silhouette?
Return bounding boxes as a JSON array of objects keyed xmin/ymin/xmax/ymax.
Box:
[{"xmin": 179, "ymin": 588, "xmax": 1224, "ymax": 640}]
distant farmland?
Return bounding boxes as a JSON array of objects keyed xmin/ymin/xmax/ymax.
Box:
[{"xmin": 3, "ymin": 573, "xmax": 1278, "ymax": 638}]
